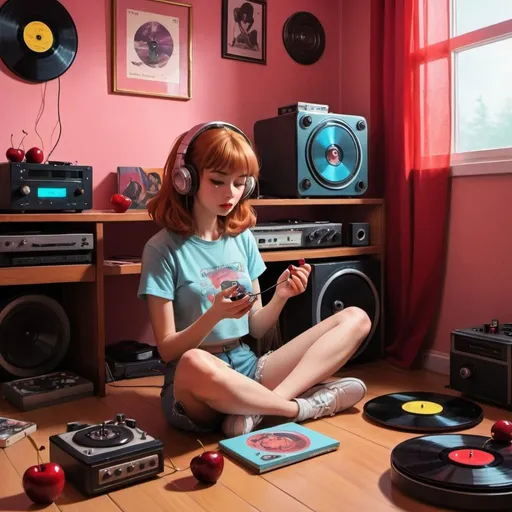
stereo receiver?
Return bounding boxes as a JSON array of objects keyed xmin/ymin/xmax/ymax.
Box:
[
  {"xmin": 250, "ymin": 221, "xmax": 342, "ymax": 250},
  {"xmin": 0, "ymin": 162, "xmax": 93, "ymax": 212}
]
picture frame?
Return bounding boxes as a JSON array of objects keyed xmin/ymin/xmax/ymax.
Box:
[
  {"xmin": 117, "ymin": 166, "xmax": 164, "ymax": 209},
  {"xmin": 111, "ymin": 0, "xmax": 192, "ymax": 100},
  {"xmin": 221, "ymin": 0, "xmax": 266, "ymax": 65}
]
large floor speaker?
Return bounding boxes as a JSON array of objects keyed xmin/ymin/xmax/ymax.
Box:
[
  {"xmin": 261, "ymin": 258, "xmax": 382, "ymax": 365},
  {"xmin": 0, "ymin": 292, "xmax": 70, "ymax": 380},
  {"xmin": 253, "ymin": 111, "xmax": 368, "ymax": 198}
]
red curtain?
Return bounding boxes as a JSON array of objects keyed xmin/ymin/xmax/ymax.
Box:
[{"xmin": 373, "ymin": 0, "xmax": 452, "ymax": 368}]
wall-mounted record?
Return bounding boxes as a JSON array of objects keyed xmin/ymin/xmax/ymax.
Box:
[
  {"xmin": 282, "ymin": 11, "xmax": 325, "ymax": 65},
  {"xmin": 0, "ymin": 0, "xmax": 78, "ymax": 83}
]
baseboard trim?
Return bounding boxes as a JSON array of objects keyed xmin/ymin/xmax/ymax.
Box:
[{"xmin": 422, "ymin": 350, "xmax": 450, "ymax": 375}]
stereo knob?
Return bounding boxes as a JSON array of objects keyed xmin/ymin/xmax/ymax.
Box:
[
  {"xmin": 460, "ymin": 367, "xmax": 472, "ymax": 379},
  {"xmin": 74, "ymin": 187, "xmax": 85, "ymax": 196},
  {"xmin": 19, "ymin": 185, "xmax": 30, "ymax": 196}
]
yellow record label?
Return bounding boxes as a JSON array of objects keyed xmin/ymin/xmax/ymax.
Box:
[
  {"xmin": 402, "ymin": 400, "xmax": 443, "ymax": 415},
  {"xmin": 23, "ymin": 21, "xmax": 54, "ymax": 53}
]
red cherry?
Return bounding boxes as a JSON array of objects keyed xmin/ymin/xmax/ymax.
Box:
[
  {"xmin": 26, "ymin": 147, "xmax": 44, "ymax": 164},
  {"xmin": 491, "ymin": 420, "xmax": 512, "ymax": 442},
  {"xmin": 190, "ymin": 440, "xmax": 224, "ymax": 484},
  {"xmin": 6, "ymin": 147, "xmax": 25, "ymax": 162},
  {"xmin": 110, "ymin": 193, "xmax": 132, "ymax": 213}
]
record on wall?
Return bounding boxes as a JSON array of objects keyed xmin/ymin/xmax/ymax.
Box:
[
  {"xmin": 0, "ymin": 0, "xmax": 78, "ymax": 82},
  {"xmin": 282, "ymin": 11, "xmax": 325, "ymax": 65}
]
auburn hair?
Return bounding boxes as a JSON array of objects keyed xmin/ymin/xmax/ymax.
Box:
[{"xmin": 147, "ymin": 127, "xmax": 260, "ymax": 237}]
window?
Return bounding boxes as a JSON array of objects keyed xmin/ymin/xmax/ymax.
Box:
[{"xmin": 450, "ymin": 0, "xmax": 512, "ymax": 172}]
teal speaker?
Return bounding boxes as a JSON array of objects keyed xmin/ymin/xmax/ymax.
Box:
[{"xmin": 254, "ymin": 111, "xmax": 368, "ymax": 197}]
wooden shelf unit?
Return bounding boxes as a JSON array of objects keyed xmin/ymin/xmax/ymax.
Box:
[{"xmin": 0, "ymin": 198, "xmax": 385, "ymax": 397}]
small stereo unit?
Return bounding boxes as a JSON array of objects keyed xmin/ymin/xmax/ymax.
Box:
[
  {"xmin": 0, "ymin": 162, "xmax": 93, "ymax": 212},
  {"xmin": 450, "ymin": 321, "xmax": 512, "ymax": 409},
  {"xmin": 0, "ymin": 231, "xmax": 94, "ymax": 267},
  {"xmin": 250, "ymin": 221, "xmax": 342, "ymax": 250}
]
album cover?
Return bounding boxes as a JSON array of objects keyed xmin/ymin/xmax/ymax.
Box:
[
  {"xmin": 218, "ymin": 422, "xmax": 340, "ymax": 473},
  {"xmin": 117, "ymin": 166, "xmax": 163, "ymax": 209},
  {"xmin": 0, "ymin": 417, "xmax": 37, "ymax": 448}
]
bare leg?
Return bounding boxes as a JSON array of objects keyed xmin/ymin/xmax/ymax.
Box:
[
  {"xmin": 261, "ymin": 306, "xmax": 371, "ymax": 400},
  {"xmin": 173, "ymin": 349, "xmax": 299, "ymax": 427}
]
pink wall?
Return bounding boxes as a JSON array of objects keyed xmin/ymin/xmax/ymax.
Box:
[
  {"xmin": 0, "ymin": 0, "xmax": 341, "ymax": 345},
  {"xmin": 429, "ymin": 173, "xmax": 512, "ymax": 353},
  {"xmin": 0, "ymin": 0, "xmax": 341, "ymax": 210}
]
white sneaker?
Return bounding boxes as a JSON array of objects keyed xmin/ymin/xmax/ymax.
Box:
[
  {"xmin": 221, "ymin": 414, "xmax": 263, "ymax": 438},
  {"xmin": 294, "ymin": 378, "xmax": 367, "ymax": 421}
]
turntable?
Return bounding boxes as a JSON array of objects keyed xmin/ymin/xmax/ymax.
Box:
[{"xmin": 49, "ymin": 413, "xmax": 164, "ymax": 496}]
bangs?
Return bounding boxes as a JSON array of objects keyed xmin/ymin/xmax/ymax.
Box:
[{"xmin": 199, "ymin": 132, "xmax": 259, "ymax": 178}]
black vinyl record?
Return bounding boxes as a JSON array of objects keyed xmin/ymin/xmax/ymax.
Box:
[
  {"xmin": 391, "ymin": 434, "xmax": 512, "ymax": 510},
  {"xmin": 364, "ymin": 392, "xmax": 483, "ymax": 432},
  {"xmin": 0, "ymin": 0, "xmax": 78, "ymax": 82},
  {"xmin": 282, "ymin": 11, "xmax": 325, "ymax": 65},
  {"xmin": 392, "ymin": 434, "xmax": 512, "ymax": 491}
]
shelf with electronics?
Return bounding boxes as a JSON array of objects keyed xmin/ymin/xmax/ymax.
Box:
[{"xmin": 0, "ymin": 197, "xmax": 384, "ymax": 397}]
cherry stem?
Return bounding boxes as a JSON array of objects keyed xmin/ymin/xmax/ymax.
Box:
[
  {"xmin": 197, "ymin": 438, "xmax": 205, "ymax": 452},
  {"xmin": 166, "ymin": 455, "xmax": 190, "ymax": 472},
  {"xmin": 10, "ymin": 134, "xmax": 13, "ymax": 148},
  {"xmin": 19, "ymin": 130, "xmax": 28, "ymax": 150},
  {"xmin": 26, "ymin": 434, "xmax": 44, "ymax": 466}
]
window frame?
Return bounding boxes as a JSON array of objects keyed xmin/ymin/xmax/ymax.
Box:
[{"xmin": 449, "ymin": 8, "xmax": 512, "ymax": 175}]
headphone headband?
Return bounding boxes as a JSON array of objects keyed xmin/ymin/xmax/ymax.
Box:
[{"xmin": 171, "ymin": 121, "xmax": 256, "ymax": 198}]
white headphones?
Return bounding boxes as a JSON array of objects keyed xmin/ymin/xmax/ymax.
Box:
[{"xmin": 171, "ymin": 121, "xmax": 256, "ymax": 199}]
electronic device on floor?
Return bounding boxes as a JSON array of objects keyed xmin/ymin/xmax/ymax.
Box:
[
  {"xmin": 1, "ymin": 370, "xmax": 94, "ymax": 411},
  {"xmin": 49, "ymin": 413, "xmax": 164, "ymax": 496},
  {"xmin": 391, "ymin": 433, "xmax": 512, "ymax": 510},
  {"xmin": 450, "ymin": 320, "xmax": 512, "ymax": 409},
  {"xmin": 0, "ymin": 162, "xmax": 93, "ymax": 212},
  {"xmin": 250, "ymin": 220, "xmax": 342, "ymax": 250},
  {"xmin": 105, "ymin": 341, "xmax": 164, "ymax": 382}
]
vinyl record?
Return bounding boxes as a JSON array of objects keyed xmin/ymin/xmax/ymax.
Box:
[
  {"xmin": 306, "ymin": 119, "xmax": 362, "ymax": 189},
  {"xmin": 282, "ymin": 11, "xmax": 325, "ymax": 65},
  {"xmin": 363, "ymin": 391, "xmax": 483, "ymax": 432},
  {"xmin": 392, "ymin": 434, "xmax": 512, "ymax": 491},
  {"xmin": 391, "ymin": 434, "xmax": 512, "ymax": 510},
  {"xmin": 0, "ymin": 0, "xmax": 78, "ymax": 82}
]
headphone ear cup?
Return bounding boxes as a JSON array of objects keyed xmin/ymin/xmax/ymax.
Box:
[
  {"xmin": 241, "ymin": 176, "xmax": 256, "ymax": 201},
  {"xmin": 172, "ymin": 165, "xmax": 199, "ymax": 196}
]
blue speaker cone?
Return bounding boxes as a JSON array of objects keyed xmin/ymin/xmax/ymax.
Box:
[{"xmin": 307, "ymin": 120, "xmax": 361, "ymax": 189}]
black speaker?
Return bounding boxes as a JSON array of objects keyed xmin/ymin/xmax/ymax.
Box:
[
  {"xmin": 261, "ymin": 258, "xmax": 382, "ymax": 365},
  {"xmin": 254, "ymin": 111, "xmax": 368, "ymax": 198},
  {"xmin": 0, "ymin": 286, "xmax": 70, "ymax": 380},
  {"xmin": 344, "ymin": 222, "xmax": 370, "ymax": 247}
]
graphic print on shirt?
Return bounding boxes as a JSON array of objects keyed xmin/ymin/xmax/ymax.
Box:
[{"xmin": 200, "ymin": 262, "xmax": 247, "ymax": 303}]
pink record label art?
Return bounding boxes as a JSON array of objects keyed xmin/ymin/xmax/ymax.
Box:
[
  {"xmin": 133, "ymin": 21, "xmax": 174, "ymax": 69},
  {"xmin": 246, "ymin": 431, "xmax": 312, "ymax": 453}
]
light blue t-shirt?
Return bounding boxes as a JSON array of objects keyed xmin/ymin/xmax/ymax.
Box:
[{"xmin": 137, "ymin": 228, "xmax": 266, "ymax": 343}]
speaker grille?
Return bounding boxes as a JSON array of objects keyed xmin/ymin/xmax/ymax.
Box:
[
  {"xmin": 315, "ymin": 268, "xmax": 380, "ymax": 360},
  {"xmin": 0, "ymin": 295, "xmax": 70, "ymax": 378}
]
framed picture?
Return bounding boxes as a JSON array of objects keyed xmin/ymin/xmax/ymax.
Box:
[
  {"xmin": 117, "ymin": 167, "xmax": 164, "ymax": 209},
  {"xmin": 221, "ymin": 0, "xmax": 266, "ymax": 65},
  {"xmin": 111, "ymin": 0, "xmax": 192, "ymax": 100}
]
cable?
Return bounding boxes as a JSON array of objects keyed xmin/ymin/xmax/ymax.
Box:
[{"xmin": 46, "ymin": 77, "xmax": 62, "ymax": 162}]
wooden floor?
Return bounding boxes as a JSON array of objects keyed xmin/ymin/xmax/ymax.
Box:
[{"xmin": 1, "ymin": 362, "xmax": 510, "ymax": 512}]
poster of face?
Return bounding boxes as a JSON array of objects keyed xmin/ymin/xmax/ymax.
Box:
[{"xmin": 222, "ymin": 0, "xmax": 266, "ymax": 64}]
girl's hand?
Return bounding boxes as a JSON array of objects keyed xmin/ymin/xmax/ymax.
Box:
[
  {"xmin": 275, "ymin": 263, "xmax": 311, "ymax": 300},
  {"xmin": 210, "ymin": 285, "xmax": 254, "ymax": 321}
]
